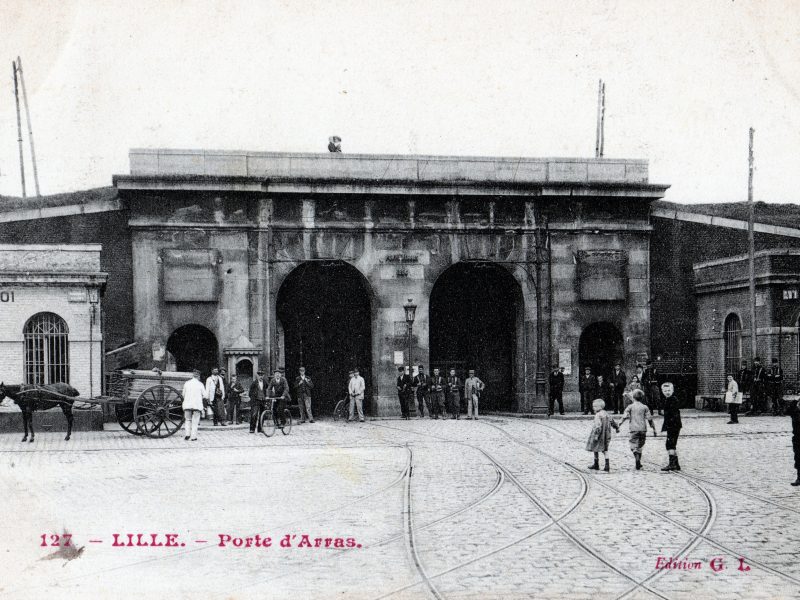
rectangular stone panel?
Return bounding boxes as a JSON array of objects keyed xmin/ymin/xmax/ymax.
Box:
[
  {"xmin": 577, "ymin": 250, "xmax": 627, "ymax": 301},
  {"xmin": 162, "ymin": 249, "xmax": 220, "ymax": 302}
]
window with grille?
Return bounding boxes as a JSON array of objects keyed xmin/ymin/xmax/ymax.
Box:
[
  {"xmin": 24, "ymin": 313, "xmax": 69, "ymax": 385},
  {"xmin": 723, "ymin": 313, "xmax": 742, "ymax": 377}
]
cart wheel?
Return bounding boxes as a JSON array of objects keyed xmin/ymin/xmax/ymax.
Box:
[
  {"xmin": 281, "ymin": 409, "xmax": 292, "ymax": 435},
  {"xmin": 115, "ymin": 403, "xmax": 143, "ymax": 436},
  {"xmin": 135, "ymin": 385, "xmax": 185, "ymax": 438},
  {"xmin": 260, "ymin": 410, "xmax": 276, "ymax": 438}
]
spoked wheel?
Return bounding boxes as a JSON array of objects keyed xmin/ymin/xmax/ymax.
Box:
[
  {"xmin": 115, "ymin": 403, "xmax": 143, "ymax": 436},
  {"xmin": 260, "ymin": 410, "xmax": 277, "ymax": 438},
  {"xmin": 281, "ymin": 409, "xmax": 292, "ymax": 435},
  {"xmin": 333, "ymin": 398, "xmax": 348, "ymax": 422},
  {"xmin": 134, "ymin": 385, "xmax": 185, "ymax": 438}
]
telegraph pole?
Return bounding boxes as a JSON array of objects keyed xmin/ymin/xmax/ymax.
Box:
[
  {"xmin": 17, "ymin": 57, "xmax": 40, "ymax": 197},
  {"xmin": 595, "ymin": 79, "xmax": 605, "ymax": 158},
  {"xmin": 13, "ymin": 60, "xmax": 26, "ymax": 198},
  {"xmin": 748, "ymin": 128, "xmax": 757, "ymax": 361}
]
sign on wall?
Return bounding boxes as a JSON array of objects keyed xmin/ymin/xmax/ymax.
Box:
[{"xmin": 558, "ymin": 348, "xmax": 572, "ymax": 374}]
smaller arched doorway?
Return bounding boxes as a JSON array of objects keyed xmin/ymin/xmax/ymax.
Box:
[
  {"xmin": 166, "ymin": 325, "xmax": 219, "ymax": 378},
  {"xmin": 723, "ymin": 314, "xmax": 742, "ymax": 376},
  {"xmin": 578, "ymin": 322, "xmax": 624, "ymax": 381}
]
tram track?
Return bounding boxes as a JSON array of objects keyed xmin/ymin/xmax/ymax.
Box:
[
  {"xmin": 481, "ymin": 419, "xmax": 800, "ymax": 590},
  {"xmin": 530, "ymin": 419, "xmax": 800, "ymax": 516}
]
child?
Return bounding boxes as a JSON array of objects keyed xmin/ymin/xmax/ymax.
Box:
[
  {"xmin": 586, "ymin": 398, "xmax": 619, "ymax": 472},
  {"xmin": 618, "ymin": 389, "xmax": 658, "ymax": 470},
  {"xmin": 660, "ymin": 381, "xmax": 682, "ymax": 471}
]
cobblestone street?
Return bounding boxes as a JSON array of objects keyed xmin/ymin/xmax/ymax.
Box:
[{"xmin": 1, "ymin": 414, "xmax": 799, "ymax": 600}]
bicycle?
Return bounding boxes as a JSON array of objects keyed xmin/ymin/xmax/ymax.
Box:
[
  {"xmin": 333, "ymin": 394, "xmax": 350, "ymax": 422},
  {"xmin": 259, "ymin": 397, "xmax": 292, "ymax": 437}
]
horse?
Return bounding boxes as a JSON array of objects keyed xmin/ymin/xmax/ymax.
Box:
[{"xmin": 0, "ymin": 382, "xmax": 80, "ymax": 442}]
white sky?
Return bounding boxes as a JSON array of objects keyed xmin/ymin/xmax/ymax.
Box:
[{"xmin": 0, "ymin": 0, "xmax": 798, "ymax": 203}]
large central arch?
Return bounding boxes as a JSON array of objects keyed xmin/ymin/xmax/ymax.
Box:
[
  {"xmin": 277, "ymin": 261, "xmax": 373, "ymax": 417},
  {"xmin": 429, "ymin": 261, "xmax": 522, "ymax": 412}
]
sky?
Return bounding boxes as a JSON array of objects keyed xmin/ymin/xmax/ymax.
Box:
[{"xmin": 0, "ymin": 0, "xmax": 798, "ymax": 203}]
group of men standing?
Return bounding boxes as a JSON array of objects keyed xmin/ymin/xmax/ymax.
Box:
[
  {"xmin": 550, "ymin": 359, "xmax": 663, "ymax": 416},
  {"xmin": 736, "ymin": 357, "xmax": 785, "ymax": 416},
  {"xmin": 397, "ymin": 366, "xmax": 485, "ymax": 420}
]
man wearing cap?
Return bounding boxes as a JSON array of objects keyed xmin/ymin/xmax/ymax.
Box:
[
  {"xmin": 248, "ymin": 370, "xmax": 267, "ymax": 433},
  {"xmin": 641, "ymin": 359, "xmax": 661, "ymax": 414},
  {"xmin": 750, "ymin": 357, "xmax": 766, "ymax": 416},
  {"xmin": 414, "ymin": 365, "xmax": 431, "ymax": 419},
  {"xmin": 579, "ymin": 366, "xmax": 596, "ymax": 415},
  {"xmin": 446, "ymin": 368, "xmax": 461, "ymax": 419},
  {"xmin": 348, "ymin": 367, "xmax": 366, "ymax": 422},
  {"xmin": 609, "ymin": 361, "xmax": 627, "ymax": 415},
  {"xmin": 182, "ymin": 369, "xmax": 207, "ymax": 441},
  {"xmin": 295, "ymin": 366, "xmax": 315, "ymax": 423},
  {"xmin": 266, "ymin": 368, "xmax": 292, "ymax": 427},
  {"xmin": 548, "ymin": 366, "xmax": 565, "ymax": 416},
  {"xmin": 767, "ymin": 358, "xmax": 784, "ymax": 416},
  {"xmin": 206, "ymin": 367, "xmax": 227, "ymax": 426},
  {"xmin": 430, "ymin": 368, "xmax": 445, "ymax": 419},
  {"xmin": 396, "ymin": 366, "xmax": 412, "ymax": 419},
  {"xmin": 464, "ymin": 369, "xmax": 485, "ymax": 420}
]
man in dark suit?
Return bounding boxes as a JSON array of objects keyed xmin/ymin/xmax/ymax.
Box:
[
  {"xmin": 737, "ymin": 361, "xmax": 753, "ymax": 396},
  {"xmin": 267, "ymin": 368, "xmax": 292, "ymax": 426},
  {"xmin": 596, "ymin": 374, "xmax": 612, "ymax": 411},
  {"xmin": 609, "ymin": 361, "xmax": 627, "ymax": 414},
  {"xmin": 248, "ymin": 370, "xmax": 266, "ymax": 433},
  {"xmin": 548, "ymin": 366, "xmax": 565, "ymax": 416},
  {"xmin": 430, "ymin": 368, "xmax": 445, "ymax": 419},
  {"xmin": 579, "ymin": 367, "xmax": 596, "ymax": 415},
  {"xmin": 396, "ymin": 366, "xmax": 413, "ymax": 419},
  {"xmin": 642, "ymin": 359, "xmax": 661, "ymax": 414},
  {"xmin": 295, "ymin": 366, "xmax": 315, "ymax": 423},
  {"xmin": 768, "ymin": 358, "xmax": 784, "ymax": 416},
  {"xmin": 750, "ymin": 357, "xmax": 767, "ymax": 415},
  {"xmin": 414, "ymin": 365, "xmax": 431, "ymax": 419}
]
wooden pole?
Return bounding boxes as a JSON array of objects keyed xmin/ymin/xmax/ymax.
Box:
[
  {"xmin": 17, "ymin": 57, "xmax": 40, "ymax": 197},
  {"xmin": 595, "ymin": 79, "xmax": 605, "ymax": 158},
  {"xmin": 13, "ymin": 60, "xmax": 26, "ymax": 198},
  {"xmin": 748, "ymin": 127, "xmax": 757, "ymax": 362}
]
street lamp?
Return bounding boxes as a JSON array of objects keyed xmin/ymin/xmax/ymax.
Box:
[{"xmin": 404, "ymin": 298, "xmax": 417, "ymax": 367}]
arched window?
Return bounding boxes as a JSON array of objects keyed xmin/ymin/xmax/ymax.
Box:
[
  {"xmin": 723, "ymin": 313, "xmax": 742, "ymax": 377},
  {"xmin": 24, "ymin": 312, "xmax": 69, "ymax": 385}
]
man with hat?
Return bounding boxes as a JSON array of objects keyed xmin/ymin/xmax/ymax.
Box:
[
  {"xmin": 430, "ymin": 367, "xmax": 445, "ymax": 419},
  {"xmin": 750, "ymin": 357, "xmax": 766, "ymax": 416},
  {"xmin": 248, "ymin": 370, "xmax": 267, "ymax": 433},
  {"xmin": 182, "ymin": 368, "xmax": 207, "ymax": 441},
  {"xmin": 641, "ymin": 359, "xmax": 661, "ymax": 414},
  {"xmin": 206, "ymin": 367, "xmax": 227, "ymax": 426},
  {"xmin": 464, "ymin": 369, "xmax": 485, "ymax": 420},
  {"xmin": 446, "ymin": 367, "xmax": 461, "ymax": 419},
  {"xmin": 548, "ymin": 366, "xmax": 565, "ymax": 416},
  {"xmin": 609, "ymin": 361, "xmax": 627, "ymax": 415},
  {"xmin": 579, "ymin": 366, "xmax": 596, "ymax": 415},
  {"xmin": 348, "ymin": 367, "xmax": 366, "ymax": 422},
  {"xmin": 396, "ymin": 366, "xmax": 413, "ymax": 419},
  {"xmin": 295, "ymin": 366, "xmax": 315, "ymax": 423},
  {"xmin": 266, "ymin": 368, "xmax": 292, "ymax": 427},
  {"xmin": 767, "ymin": 357, "xmax": 784, "ymax": 416},
  {"xmin": 414, "ymin": 365, "xmax": 431, "ymax": 419}
]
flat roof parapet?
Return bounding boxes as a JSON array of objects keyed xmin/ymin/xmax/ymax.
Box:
[{"xmin": 126, "ymin": 148, "xmax": 652, "ymax": 186}]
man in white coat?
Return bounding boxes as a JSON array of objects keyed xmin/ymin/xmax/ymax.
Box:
[
  {"xmin": 348, "ymin": 367, "xmax": 366, "ymax": 422},
  {"xmin": 182, "ymin": 369, "xmax": 207, "ymax": 440},
  {"xmin": 205, "ymin": 367, "xmax": 227, "ymax": 426}
]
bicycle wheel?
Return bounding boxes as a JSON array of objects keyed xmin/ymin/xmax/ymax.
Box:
[
  {"xmin": 333, "ymin": 398, "xmax": 347, "ymax": 422},
  {"xmin": 281, "ymin": 409, "xmax": 292, "ymax": 435},
  {"xmin": 260, "ymin": 409, "xmax": 277, "ymax": 437}
]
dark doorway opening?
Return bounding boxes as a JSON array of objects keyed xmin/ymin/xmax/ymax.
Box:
[
  {"xmin": 578, "ymin": 322, "xmax": 624, "ymax": 382},
  {"xmin": 277, "ymin": 261, "xmax": 372, "ymax": 417},
  {"xmin": 166, "ymin": 324, "xmax": 219, "ymax": 378},
  {"xmin": 429, "ymin": 262, "xmax": 520, "ymax": 412}
]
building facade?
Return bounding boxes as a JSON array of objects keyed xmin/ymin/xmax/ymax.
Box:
[
  {"xmin": 0, "ymin": 244, "xmax": 107, "ymax": 398},
  {"xmin": 112, "ymin": 149, "xmax": 668, "ymax": 416}
]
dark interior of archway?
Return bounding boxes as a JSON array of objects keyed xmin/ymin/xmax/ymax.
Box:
[
  {"xmin": 277, "ymin": 262, "xmax": 372, "ymax": 417},
  {"xmin": 166, "ymin": 325, "xmax": 219, "ymax": 379},
  {"xmin": 429, "ymin": 262, "xmax": 518, "ymax": 412},
  {"xmin": 578, "ymin": 322, "xmax": 624, "ymax": 382}
]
